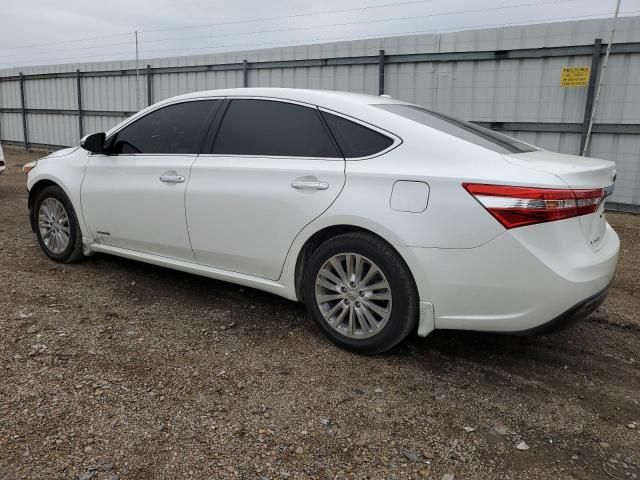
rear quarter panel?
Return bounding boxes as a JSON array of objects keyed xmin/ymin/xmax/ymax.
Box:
[{"xmin": 322, "ymin": 122, "xmax": 572, "ymax": 249}]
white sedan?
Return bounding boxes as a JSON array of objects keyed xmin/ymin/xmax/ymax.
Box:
[{"xmin": 23, "ymin": 88, "xmax": 619, "ymax": 353}]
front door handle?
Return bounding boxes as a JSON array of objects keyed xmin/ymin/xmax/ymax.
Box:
[
  {"xmin": 159, "ymin": 174, "xmax": 185, "ymax": 183},
  {"xmin": 291, "ymin": 178, "xmax": 329, "ymax": 191}
]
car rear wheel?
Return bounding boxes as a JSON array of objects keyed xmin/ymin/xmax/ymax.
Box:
[
  {"xmin": 34, "ymin": 185, "xmax": 85, "ymax": 263},
  {"xmin": 303, "ymin": 232, "xmax": 418, "ymax": 354}
]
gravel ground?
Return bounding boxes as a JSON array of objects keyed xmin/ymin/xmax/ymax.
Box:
[{"xmin": 1, "ymin": 147, "xmax": 639, "ymax": 480}]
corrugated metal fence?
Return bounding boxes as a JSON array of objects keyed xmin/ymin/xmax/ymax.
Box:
[{"xmin": 1, "ymin": 17, "xmax": 639, "ymax": 209}]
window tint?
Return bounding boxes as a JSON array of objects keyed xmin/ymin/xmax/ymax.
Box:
[
  {"xmin": 212, "ymin": 100, "xmax": 340, "ymax": 158},
  {"xmin": 374, "ymin": 104, "xmax": 537, "ymax": 154},
  {"xmin": 320, "ymin": 111, "xmax": 394, "ymax": 158},
  {"xmin": 109, "ymin": 100, "xmax": 219, "ymax": 154}
]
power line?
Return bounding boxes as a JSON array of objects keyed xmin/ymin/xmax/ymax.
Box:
[
  {"xmin": 0, "ymin": 0, "xmax": 442, "ymax": 58},
  {"xmin": 0, "ymin": 0, "xmax": 608, "ymax": 62},
  {"xmin": 0, "ymin": 41, "xmax": 133, "ymax": 60},
  {"xmin": 1, "ymin": 31, "xmax": 133, "ymax": 52},
  {"xmin": 138, "ymin": 0, "xmax": 580, "ymax": 45},
  {"xmin": 0, "ymin": 0, "xmax": 441, "ymax": 56},
  {"xmin": 2, "ymin": 7, "xmax": 638, "ymax": 68},
  {"xmin": 139, "ymin": 0, "xmax": 442, "ymax": 34},
  {"xmin": 138, "ymin": 11, "xmax": 639, "ymax": 59},
  {"xmin": 0, "ymin": 0, "xmax": 579, "ymax": 62},
  {"xmin": 0, "ymin": 50, "xmax": 136, "ymax": 67}
]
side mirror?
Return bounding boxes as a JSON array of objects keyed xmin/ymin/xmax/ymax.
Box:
[{"xmin": 80, "ymin": 132, "xmax": 106, "ymax": 154}]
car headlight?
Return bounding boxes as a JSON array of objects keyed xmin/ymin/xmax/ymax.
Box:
[{"xmin": 22, "ymin": 161, "xmax": 37, "ymax": 174}]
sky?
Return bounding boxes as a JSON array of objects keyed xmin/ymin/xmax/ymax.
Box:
[{"xmin": 0, "ymin": 0, "xmax": 638, "ymax": 69}]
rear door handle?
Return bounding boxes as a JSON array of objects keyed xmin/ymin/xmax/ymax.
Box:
[
  {"xmin": 159, "ymin": 174, "xmax": 185, "ymax": 183},
  {"xmin": 291, "ymin": 179, "xmax": 329, "ymax": 190}
]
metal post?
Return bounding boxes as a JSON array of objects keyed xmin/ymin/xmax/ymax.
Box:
[
  {"xmin": 76, "ymin": 69, "xmax": 83, "ymax": 140},
  {"xmin": 146, "ymin": 64, "xmax": 153, "ymax": 106},
  {"xmin": 582, "ymin": 0, "xmax": 621, "ymax": 156},
  {"xmin": 579, "ymin": 39, "xmax": 602, "ymax": 155},
  {"xmin": 135, "ymin": 30, "xmax": 140, "ymax": 109},
  {"xmin": 243, "ymin": 60, "xmax": 248, "ymax": 87},
  {"xmin": 378, "ymin": 49, "xmax": 385, "ymax": 95},
  {"xmin": 19, "ymin": 72, "xmax": 29, "ymax": 151}
]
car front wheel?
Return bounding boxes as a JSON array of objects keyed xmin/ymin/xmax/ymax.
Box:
[
  {"xmin": 34, "ymin": 185, "xmax": 85, "ymax": 263},
  {"xmin": 303, "ymin": 232, "xmax": 418, "ymax": 354}
]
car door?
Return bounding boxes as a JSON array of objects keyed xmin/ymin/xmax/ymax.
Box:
[
  {"xmin": 81, "ymin": 99, "xmax": 221, "ymax": 261},
  {"xmin": 186, "ymin": 98, "xmax": 346, "ymax": 280}
]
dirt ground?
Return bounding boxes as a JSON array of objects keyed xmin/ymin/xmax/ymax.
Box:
[{"xmin": 1, "ymin": 146, "xmax": 639, "ymax": 480}]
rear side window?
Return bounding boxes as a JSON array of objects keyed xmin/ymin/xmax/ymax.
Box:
[
  {"xmin": 320, "ymin": 111, "xmax": 394, "ymax": 158},
  {"xmin": 212, "ymin": 99, "xmax": 340, "ymax": 158},
  {"xmin": 374, "ymin": 104, "xmax": 537, "ymax": 154},
  {"xmin": 108, "ymin": 100, "xmax": 219, "ymax": 154}
]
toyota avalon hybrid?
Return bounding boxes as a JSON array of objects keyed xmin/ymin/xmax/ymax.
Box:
[{"xmin": 23, "ymin": 88, "xmax": 619, "ymax": 353}]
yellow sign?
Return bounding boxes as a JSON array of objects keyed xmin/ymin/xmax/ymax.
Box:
[{"xmin": 561, "ymin": 66, "xmax": 590, "ymax": 87}]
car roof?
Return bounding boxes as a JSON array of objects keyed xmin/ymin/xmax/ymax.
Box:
[{"xmin": 159, "ymin": 87, "xmax": 407, "ymax": 112}]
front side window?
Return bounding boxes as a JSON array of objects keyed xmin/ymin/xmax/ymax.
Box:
[
  {"xmin": 108, "ymin": 100, "xmax": 220, "ymax": 154},
  {"xmin": 374, "ymin": 104, "xmax": 537, "ymax": 154},
  {"xmin": 212, "ymin": 99, "xmax": 340, "ymax": 158}
]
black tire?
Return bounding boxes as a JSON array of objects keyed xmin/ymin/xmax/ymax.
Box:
[
  {"xmin": 34, "ymin": 185, "xmax": 85, "ymax": 263},
  {"xmin": 303, "ymin": 232, "xmax": 418, "ymax": 354}
]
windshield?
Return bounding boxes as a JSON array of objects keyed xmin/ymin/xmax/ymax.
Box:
[{"xmin": 374, "ymin": 104, "xmax": 538, "ymax": 154}]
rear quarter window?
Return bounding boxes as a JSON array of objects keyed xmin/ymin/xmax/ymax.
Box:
[{"xmin": 320, "ymin": 111, "xmax": 394, "ymax": 158}]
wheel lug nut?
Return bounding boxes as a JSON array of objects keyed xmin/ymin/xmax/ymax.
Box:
[
  {"xmin": 355, "ymin": 301, "xmax": 361, "ymax": 308},
  {"xmin": 349, "ymin": 281, "xmax": 356, "ymax": 288},
  {"xmin": 344, "ymin": 299, "xmax": 350, "ymax": 305},
  {"xmin": 341, "ymin": 286, "xmax": 346, "ymax": 293},
  {"xmin": 358, "ymin": 290, "xmax": 364, "ymax": 297}
]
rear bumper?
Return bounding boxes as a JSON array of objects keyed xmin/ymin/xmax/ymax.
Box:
[
  {"xmin": 511, "ymin": 284, "xmax": 609, "ymax": 335},
  {"xmin": 397, "ymin": 219, "xmax": 619, "ymax": 333}
]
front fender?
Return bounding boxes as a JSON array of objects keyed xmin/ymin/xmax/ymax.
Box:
[{"xmin": 26, "ymin": 150, "xmax": 91, "ymax": 238}]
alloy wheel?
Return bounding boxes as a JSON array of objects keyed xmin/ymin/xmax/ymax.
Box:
[
  {"xmin": 314, "ymin": 252, "xmax": 392, "ymax": 339},
  {"xmin": 38, "ymin": 198, "xmax": 71, "ymax": 254}
]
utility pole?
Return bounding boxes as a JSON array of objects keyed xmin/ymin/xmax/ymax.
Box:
[
  {"xmin": 582, "ymin": 0, "xmax": 621, "ymax": 156},
  {"xmin": 135, "ymin": 30, "xmax": 140, "ymax": 109}
]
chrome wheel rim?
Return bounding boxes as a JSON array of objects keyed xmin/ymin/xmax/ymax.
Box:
[
  {"xmin": 38, "ymin": 198, "xmax": 70, "ymax": 254},
  {"xmin": 315, "ymin": 253, "xmax": 392, "ymax": 339}
]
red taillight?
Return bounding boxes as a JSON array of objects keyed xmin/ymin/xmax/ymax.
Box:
[{"xmin": 463, "ymin": 183, "xmax": 604, "ymax": 229}]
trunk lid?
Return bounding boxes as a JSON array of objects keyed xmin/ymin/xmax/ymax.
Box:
[{"xmin": 504, "ymin": 150, "xmax": 616, "ymax": 252}]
